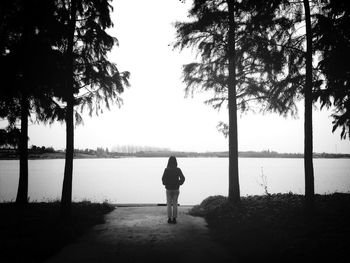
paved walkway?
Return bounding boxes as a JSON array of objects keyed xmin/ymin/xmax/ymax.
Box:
[{"xmin": 46, "ymin": 206, "xmax": 233, "ymax": 263}]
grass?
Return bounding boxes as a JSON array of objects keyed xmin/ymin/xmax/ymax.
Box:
[
  {"xmin": 190, "ymin": 193, "xmax": 350, "ymax": 263},
  {"xmin": 0, "ymin": 201, "xmax": 115, "ymax": 263}
]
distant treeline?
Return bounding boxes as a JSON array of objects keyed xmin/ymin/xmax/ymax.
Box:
[
  {"xmin": 111, "ymin": 145, "xmax": 171, "ymax": 153},
  {"xmin": 133, "ymin": 150, "xmax": 350, "ymax": 159},
  {"xmin": 0, "ymin": 147, "xmax": 349, "ymax": 159}
]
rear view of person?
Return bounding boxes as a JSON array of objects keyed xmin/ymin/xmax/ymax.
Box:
[{"xmin": 162, "ymin": 156, "xmax": 185, "ymax": 224}]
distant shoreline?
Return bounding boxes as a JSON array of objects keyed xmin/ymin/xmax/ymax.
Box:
[{"xmin": 1, "ymin": 150, "xmax": 350, "ymax": 160}]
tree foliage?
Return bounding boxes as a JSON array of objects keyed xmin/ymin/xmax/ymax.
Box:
[
  {"xmin": 174, "ymin": 0, "xmax": 304, "ymax": 201},
  {"xmin": 54, "ymin": 0, "xmax": 130, "ymax": 114},
  {"xmin": 58, "ymin": 0, "xmax": 129, "ymax": 214},
  {"xmin": 0, "ymin": 0, "xmax": 129, "ymax": 207},
  {"xmin": 314, "ymin": 0, "xmax": 350, "ymax": 139},
  {"xmin": 174, "ymin": 0, "xmax": 306, "ymax": 128},
  {"xmin": 174, "ymin": 0, "xmax": 300, "ymax": 111},
  {"xmin": 0, "ymin": 128, "xmax": 20, "ymax": 148},
  {"xmin": 0, "ymin": 0, "xmax": 68, "ymax": 204}
]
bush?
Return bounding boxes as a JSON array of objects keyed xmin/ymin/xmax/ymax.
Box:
[
  {"xmin": 189, "ymin": 195, "xmax": 227, "ymax": 216},
  {"xmin": 188, "ymin": 193, "xmax": 350, "ymax": 263}
]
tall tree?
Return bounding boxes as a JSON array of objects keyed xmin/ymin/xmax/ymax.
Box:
[
  {"xmin": 0, "ymin": 0, "xmax": 29, "ymax": 204},
  {"xmin": 60, "ymin": 0, "xmax": 77, "ymax": 215},
  {"xmin": 174, "ymin": 0, "xmax": 296, "ymax": 202},
  {"xmin": 58, "ymin": 0, "xmax": 129, "ymax": 215},
  {"xmin": 276, "ymin": 0, "xmax": 318, "ymax": 201},
  {"xmin": 303, "ymin": 0, "xmax": 314, "ymax": 201},
  {"xmin": 227, "ymin": 0, "xmax": 240, "ymax": 202},
  {"xmin": 261, "ymin": 0, "xmax": 319, "ymax": 201},
  {"xmin": 314, "ymin": 0, "xmax": 350, "ymax": 140},
  {"xmin": 0, "ymin": 0, "xmax": 65, "ymax": 204}
]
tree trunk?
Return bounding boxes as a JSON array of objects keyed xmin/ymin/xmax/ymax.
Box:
[
  {"xmin": 16, "ymin": 93, "xmax": 29, "ymax": 205},
  {"xmin": 61, "ymin": 0, "xmax": 77, "ymax": 217},
  {"xmin": 303, "ymin": 0, "xmax": 314, "ymax": 202},
  {"xmin": 61, "ymin": 94, "xmax": 74, "ymax": 215},
  {"xmin": 227, "ymin": 0, "xmax": 240, "ymax": 203}
]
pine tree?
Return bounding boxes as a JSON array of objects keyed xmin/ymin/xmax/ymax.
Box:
[
  {"xmin": 314, "ymin": 0, "xmax": 350, "ymax": 140},
  {"xmin": 57, "ymin": 0, "xmax": 129, "ymax": 216},
  {"xmin": 0, "ymin": 0, "xmax": 66, "ymax": 204},
  {"xmin": 174, "ymin": 0, "xmax": 296, "ymax": 202}
]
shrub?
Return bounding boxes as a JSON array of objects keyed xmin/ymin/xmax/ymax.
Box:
[{"xmin": 189, "ymin": 195, "xmax": 228, "ymax": 216}]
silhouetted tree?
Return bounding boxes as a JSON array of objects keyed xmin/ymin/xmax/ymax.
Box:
[
  {"xmin": 0, "ymin": 0, "xmax": 65, "ymax": 204},
  {"xmin": 0, "ymin": 0, "xmax": 27, "ymax": 204},
  {"xmin": 267, "ymin": 0, "xmax": 350, "ymax": 201},
  {"xmin": 303, "ymin": 0, "xmax": 315, "ymax": 201},
  {"xmin": 57, "ymin": 0, "xmax": 129, "ymax": 215},
  {"xmin": 174, "ymin": 0, "xmax": 297, "ymax": 202},
  {"xmin": 314, "ymin": 0, "xmax": 350, "ymax": 140},
  {"xmin": 258, "ymin": 0, "xmax": 319, "ymax": 201}
]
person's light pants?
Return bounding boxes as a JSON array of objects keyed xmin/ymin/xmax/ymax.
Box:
[{"xmin": 166, "ymin": 189, "xmax": 179, "ymax": 218}]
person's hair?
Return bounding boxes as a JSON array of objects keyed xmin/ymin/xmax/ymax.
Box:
[{"xmin": 167, "ymin": 156, "xmax": 177, "ymax": 168}]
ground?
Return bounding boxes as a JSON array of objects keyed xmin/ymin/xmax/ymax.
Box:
[
  {"xmin": 45, "ymin": 206, "xmax": 232, "ymax": 263},
  {"xmin": 0, "ymin": 202, "xmax": 114, "ymax": 263},
  {"xmin": 4, "ymin": 194, "xmax": 348, "ymax": 262}
]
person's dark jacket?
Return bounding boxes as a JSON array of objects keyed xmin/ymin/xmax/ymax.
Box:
[{"xmin": 162, "ymin": 167, "xmax": 185, "ymax": 190}]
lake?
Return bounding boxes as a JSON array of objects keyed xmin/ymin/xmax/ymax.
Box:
[{"xmin": 0, "ymin": 158, "xmax": 349, "ymax": 205}]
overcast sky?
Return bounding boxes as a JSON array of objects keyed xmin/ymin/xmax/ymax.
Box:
[{"xmin": 1, "ymin": 0, "xmax": 349, "ymax": 154}]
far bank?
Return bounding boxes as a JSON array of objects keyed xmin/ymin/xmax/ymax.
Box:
[{"xmin": 1, "ymin": 148, "xmax": 350, "ymax": 160}]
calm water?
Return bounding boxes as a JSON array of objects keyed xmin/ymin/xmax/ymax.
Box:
[{"xmin": 0, "ymin": 158, "xmax": 349, "ymax": 205}]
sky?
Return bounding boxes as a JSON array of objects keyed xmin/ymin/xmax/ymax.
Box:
[{"xmin": 2, "ymin": 0, "xmax": 350, "ymax": 154}]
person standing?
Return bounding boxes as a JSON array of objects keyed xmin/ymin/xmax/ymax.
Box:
[{"xmin": 162, "ymin": 156, "xmax": 185, "ymax": 224}]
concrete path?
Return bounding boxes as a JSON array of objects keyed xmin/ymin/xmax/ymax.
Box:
[{"xmin": 46, "ymin": 206, "xmax": 233, "ymax": 263}]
